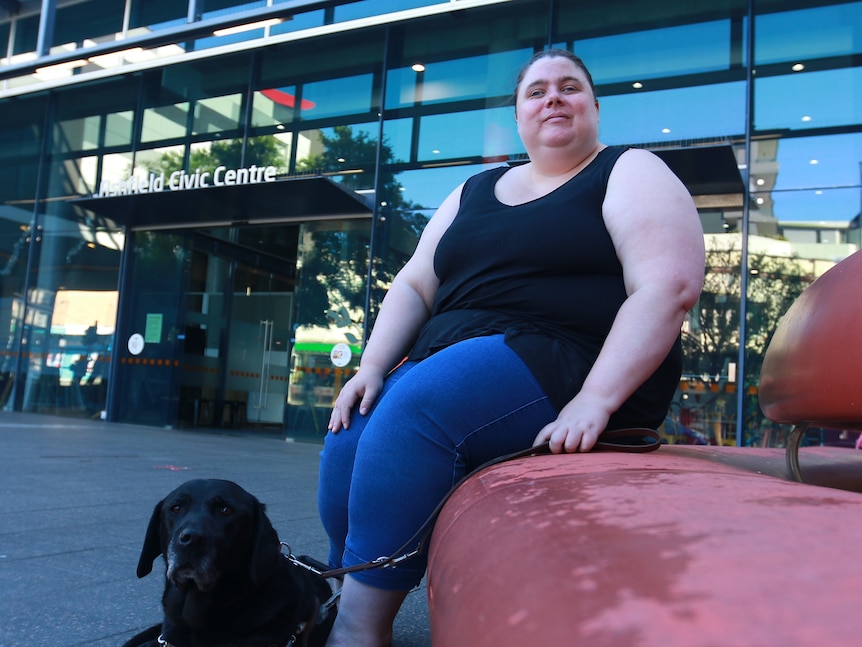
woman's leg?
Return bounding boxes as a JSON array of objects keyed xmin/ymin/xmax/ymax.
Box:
[
  {"xmin": 324, "ymin": 335, "xmax": 557, "ymax": 646},
  {"xmin": 325, "ymin": 577, "xmax": 406, "ymax": 647},
  {"xmin": 318, "ymin": 361, "xmax": 416, "ymax": 571}
]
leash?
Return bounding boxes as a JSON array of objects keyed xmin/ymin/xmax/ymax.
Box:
[{"xmin": 284, "ymin": 427, "xmax": 661, "ymax": 581}]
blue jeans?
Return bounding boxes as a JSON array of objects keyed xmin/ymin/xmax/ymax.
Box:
[{"xmin": 317, "ymin": 334, "xmax": 558, "ymax": 590}]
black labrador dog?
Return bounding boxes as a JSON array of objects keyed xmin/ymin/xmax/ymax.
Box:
[{"xmin": 123, "ymin": 479, "xmax": 335, "ymax": 647}]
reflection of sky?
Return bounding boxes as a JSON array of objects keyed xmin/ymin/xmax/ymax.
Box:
[
  {"xmin": 600, "ymin": 83, "xmax": 745, "ymax": 144},
  {"xmin": 770, "ymin": 187, "xmax": 859, "ymax": 223},
  {"xmin": 578, "ymin": 20, "xmax": 734, "ymax": 82},
  {"xmin": 772, "ymin": 134, "xmax": 862, "ymax": 190},
  {"xmin": 755, "ymin": 68, "xmax": 862, "ymax": 132},
  {"xmin": 767, "ymin": 134, "xmax": 862, "ymax": 223},
  {"xmin": 397, "ymin": 163, "xmax": 505, "ymax": 213}
]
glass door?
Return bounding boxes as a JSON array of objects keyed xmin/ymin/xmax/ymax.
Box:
[
  {"xmin": 177, "ymin": 224, "xmax": 299, "ymax": 431},
  {"xmin": 221, "ymin": 267, "xmax": 294, "ymax": 429}
]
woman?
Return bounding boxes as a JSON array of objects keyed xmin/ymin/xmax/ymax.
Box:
[{"xmin": 318, "ymin": 49, "xmax": 705, "ymax": 646}]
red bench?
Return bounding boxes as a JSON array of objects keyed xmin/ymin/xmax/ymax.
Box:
[
  {"xmin": 426, "ymin": 250, "xmax": 862, "ymax": 646},
  {"xmin": 759, "ymin": 249, "xmax": 862, "ymax": 480}
]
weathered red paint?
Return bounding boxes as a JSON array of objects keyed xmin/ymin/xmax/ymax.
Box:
[{"xmin": 428, "ymin": 446, "xmax": 862, "ymax": 646}]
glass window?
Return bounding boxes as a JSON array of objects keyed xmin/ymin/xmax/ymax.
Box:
[
  {"xmin": 755, "ymin": 2, "xmax": 862, "ymax": 65},
  {"xmin": 0, "ymin": 21, "xmax": 10, "ymax": 58},
  {"xmin": 766, "ymin": 133, "xmax": 862, "ymax": 192},
  {"xmin": 394, "ymin": 162, "xmax": 503, "ymax": 213},
  {"xmin": 52, "ymin": 0, "xmax": 125, "ymax": 50},
  {"xmin": 51, "ymin": 77, "xmax": 139, "ymax": 156},
  {"xmin": 600, "ymin": 82, "xmax": 746, "ymax": 144},
  {"xmin": 577, "ymin": 20, "xmax": 736, "ymax": 84},
  {"xmin": 251, "ymin": 86, "xmax": 301, "ymax": 129},
  {"xmin": 202, "ymin": 0, "xmax": 268, "ymax": 19},
  {"xmin": 258, "ymin": 29, "xmax": 385, "ymax": 123},
  {"xmin": 771, "ymin": 186, "xmax": 861, "ymax": 225},
  {"xmin": 301, "ymin": 73, "xmax": 375, "ymax": 121},
  {"xmin": 385, "ymin": 49, "xmax": 530, "ymax": 110},
  {"xmin": 246, "ymin": 133, "xmax": 292, "ymax": 173},
  {"xmin": 55, "ymin": 117, "xmax": 102, "ymax": 153},
  {"xmin": 0, "ymin": 93, "xmax": 45, "ymax": 408},
  {"xmin": 105, "ymin": 111, "xmax": 135, "ymax": 148},
  {"xmin": 101, "ymin": 152, "xmax": 136, "ymax": 189},
  {"xmin": 334, "ymin": 0, "xmax": 443, "ymax": 22},
  {"xmin": 754, "ymin": 67, "xmax": 862, "ymax": 132},
  {"xmin": 129, "ymin": 0, "xmax": 187, "ymax": 31},
  {"xmin": 142, "ymin": 102, "xmax": 189, "ymax": 143},
  {"xmin": 269, "ymin": 10, "xmax": 326, "ymax": 35},
  {"xmin": 193, "ymin": 94, "xmax": 243, "ymax": 136},
  {"xmin": 140, "ymin": 54, "xmax": 252, "ymax": 144},
  {"xmin": 134, "ymin": 145, "xmax": 184, "ymax": 183},
  {"xmin": 395, "ymin": 0, "xmax": 546, "ymax": 70},
  {"xmin": 11, "ymin": 14, "xmax": 37, "ymax": 55},
  {"xmin": 418, "ymin": 107, "xmax": 521, "ymax": 161},
  {"xmin": 380, "ymin": 117, "xmax": 412, "ymax": 164},
  {"xmin": 296, "ymin": 123, "xmax": 379, "ymax": 191},
  {"xmin": 25, "ymin": 150, "xmax": 123, "ymax": 418}
]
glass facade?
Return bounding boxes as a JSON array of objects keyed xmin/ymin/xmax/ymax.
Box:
[{"xmin": 0, "ymin": 0, "xmax": 858, "ymax": 447}]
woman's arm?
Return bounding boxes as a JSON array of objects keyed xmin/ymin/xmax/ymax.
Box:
[
  {"xmin": 535, "ymin": 148, "xmax": 705, "ymax": 452},
  {"xmin": 328, "ymin": 184, "xmax": 464, "ymax": 432}
]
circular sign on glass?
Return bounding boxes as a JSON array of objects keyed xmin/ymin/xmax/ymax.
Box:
[
  {"xmin": 128, "ymin": 333, "xmax": 145, "ymax": 356},
  {"xmin": 330, "ymin": 342, "xmax": 352, "ymax": 367}
]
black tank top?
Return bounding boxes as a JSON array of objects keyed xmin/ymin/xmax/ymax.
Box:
[{"xmin": 408, "ymin": 146, "xmax": 681, "ymax": 428}]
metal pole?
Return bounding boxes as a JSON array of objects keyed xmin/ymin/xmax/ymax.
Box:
[
  {"xmin": 735, "ymin": 0, "xmax": 756, "ymax": 446},
  {"xmin": 35, "ymin": 0, "xmax": 56, "ymax": 57}
]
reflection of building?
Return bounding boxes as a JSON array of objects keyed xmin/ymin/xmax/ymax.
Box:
[{"xmin": 0, "ymin": 1, "xmax": 859, "ymax": 446}]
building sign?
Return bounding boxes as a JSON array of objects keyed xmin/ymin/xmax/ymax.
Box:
[{"xmin": 94, "ymin": 164, "xmax": 278, "ymax": 197}]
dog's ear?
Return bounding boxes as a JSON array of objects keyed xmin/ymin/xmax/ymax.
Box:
[
  {"xmin": 249, "ymin": 501, "xmax": 280, "ymax": 585},
  {"xmin": 136, "ymin": 500, "xmax": 165, "ymax": 578}
]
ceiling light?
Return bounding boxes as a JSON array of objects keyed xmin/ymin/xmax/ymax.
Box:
[
  {"xmin": 661, "ymin": 128, "xmax": 671, "ymax": 134},
  {"xmin": 792, "ymin": 63, "xmax": 805, "ymax": 72},
  {"xmin": 35, "ymin": 59, "xmax": 88, "ymax": 74},
  {"xmin": 809, "ymin": 159, "xmax": 819, "ymax": 165},
  {"xmin": 412, "ymin": 63, "xmax": 426, "ymax": 73},
  {"xmin": 213, "ymin": 18, "xmax": 283, "ymax": 36},
  {"xmin": 756, "ymin": 178, "xmax": 765, "ymax": 186},
  {"xmin": 632, "ymin": 82, "xmax": 643, "ymax": 89},
  {"xmin": 801, "ymin": 115, "xmax": 812, "ymax": 122}
]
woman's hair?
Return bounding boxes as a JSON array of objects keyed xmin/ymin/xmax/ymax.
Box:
[{"xmin": 513, "ymin": 48, "xmax": 596, "ymax": 103}]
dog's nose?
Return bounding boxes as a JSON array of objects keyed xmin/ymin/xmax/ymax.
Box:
[{"xmin": 178, "ymin": 529, "xmax": 200, "ymax": 546}]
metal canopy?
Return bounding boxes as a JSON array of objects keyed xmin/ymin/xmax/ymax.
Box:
[
  {"xmin": 73, "ymin": 175, "xmax": 373, "ymax": 230},
  {"xmin": 652, "ymin": 145, "xmax": 744, "ymax": 196}
]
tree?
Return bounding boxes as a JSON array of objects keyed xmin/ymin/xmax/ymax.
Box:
[
  {"xmin": 682, "ymin": 239, "xmax": 811, "ymax": 444},
  {"xmin": 294, "ymin": 125, "xmax": 429, "ymax": 333}
]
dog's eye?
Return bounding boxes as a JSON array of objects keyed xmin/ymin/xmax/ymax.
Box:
[
  {"xmin": 169, "ymin": 504, "xmax": 183, "ymax": 514},
  {"xmin": 219, "ymin": 505, "xmax": 234, "ymax": 517}
]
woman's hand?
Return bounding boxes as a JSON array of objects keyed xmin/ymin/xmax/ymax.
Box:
[
  {"xmin": 533, "ymin": 393, "xmax": 611, "ymax": 453},
  {"xmin": 328, "ymin": 367, "xmax": 385, "ymax": 433}
]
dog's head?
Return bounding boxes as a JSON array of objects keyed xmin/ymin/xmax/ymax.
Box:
[{"xmin": 135, "ymin": 479, "xmax": 280, "ymax": 592}]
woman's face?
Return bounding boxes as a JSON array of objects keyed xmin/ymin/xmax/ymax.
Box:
[{"xmin": 515, "ymin": 56, "xmax": 599, "ymax": 154}]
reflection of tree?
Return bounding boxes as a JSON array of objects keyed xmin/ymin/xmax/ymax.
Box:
[
  {"xmin": 147, "ymin": 137, "xmax": 284, "ymax": 175},
  {"xmin": 141, "ymin": 127, "xmax": 432, "ymax": 336},
  {"xmin": 682, "ymin": 241, "xmax": 810, "ymax": 442},
  {"xmin": 294, "ymin": 125, "xmax": 429, "ymax": 332},
  {"xmin": 134, "ymin": 231, "xmax": 185, "ymax": 290}
]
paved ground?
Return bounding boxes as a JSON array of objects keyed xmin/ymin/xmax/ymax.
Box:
[{"xmin": 0, "ymin": 412, "xmax": 430, "ymax": 647}]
